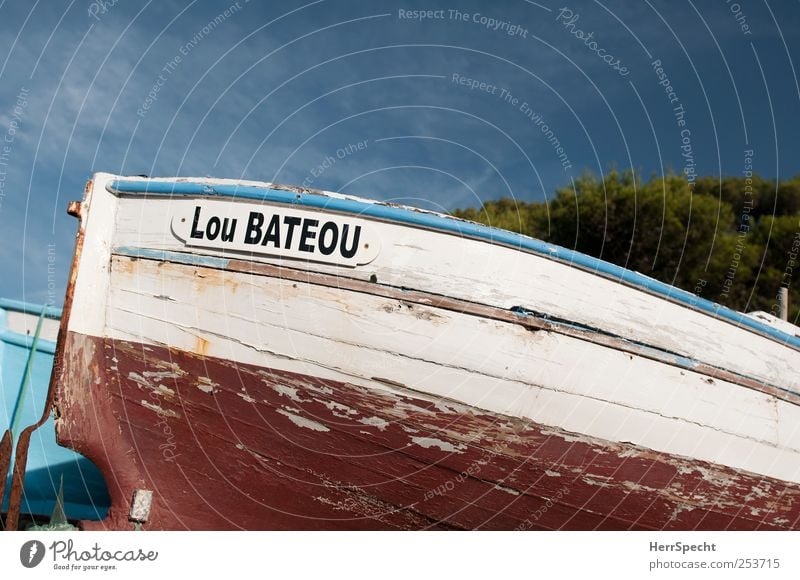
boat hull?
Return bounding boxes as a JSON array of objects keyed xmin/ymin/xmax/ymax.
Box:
[
  {"xmin": 0, "ymin": 300, "xmax": 108, "ymax": 524},
  {"xmin": 58, "ymin": 331, "xmax": 800, "ymax": 531},
  {"xmin": 42, "ymin": 173, "xmax": 800, "ymax": 531}
]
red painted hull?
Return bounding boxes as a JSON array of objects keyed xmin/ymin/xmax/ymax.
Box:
[{"xmin": 55, "ymin": 331, "xmax": 800, "ymax": 530}]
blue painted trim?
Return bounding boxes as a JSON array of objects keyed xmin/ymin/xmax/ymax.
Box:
[
  {"xmin": 0, "ymin": 329, "xmax": 57, "ymax": 355},
  {"xmin": 108, "ymin": 179, "xmax": 800, "ymax": 350},
  {"xmin": 0, "ymin": 298, "xmax": 62, "ymax": 319},
  {"xmin": 113, "ymin": 246, "xmax": 231, "ymax": 269}
]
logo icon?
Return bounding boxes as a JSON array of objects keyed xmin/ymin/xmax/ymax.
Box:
[{"xmin": 19, "ymin": 540, "xmax": 46, "ymax": 568}]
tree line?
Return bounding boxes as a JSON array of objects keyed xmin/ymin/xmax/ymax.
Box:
[{"xmin": 452, "ymin": 171, "xmax": 800, "ymax": 324}]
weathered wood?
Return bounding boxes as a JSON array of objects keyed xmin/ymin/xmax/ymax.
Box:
[
  {"xmin": 109, "ymin": 190, "xmax": 800, "ymax": 391},
  {"xmin": 50, "ymin": 173, "xmax": 800, "ymax": 531},
  {"xmin": 101, "ymin": 255, "xmax": 800, "ymax": 485},
  {"xmin": 3, "ymin": 187, "xmax": 89, "ymax": 530},
  {"xmin": 57, "ymin": 333, "xmax": 800, "ymax": 530}
]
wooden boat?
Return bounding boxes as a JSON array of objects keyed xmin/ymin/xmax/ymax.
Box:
[
  {"xmin": 0, "ymin": 298, "xmax": 108, "ymax": 526},
  {"xmin": 28, "ymin": 172, "xmax": 800, "ymax": 530}
]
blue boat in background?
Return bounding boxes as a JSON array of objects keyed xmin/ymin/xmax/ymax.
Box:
[{"xmin": 1, "ymin": 298, "xmax": 109, "ymax": 525}]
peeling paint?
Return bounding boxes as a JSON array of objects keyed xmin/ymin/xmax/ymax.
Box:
[
  {"xmin": 582, "ymin": 477, "xmax": 612, "ymax": 488},
  {"xmin": 273, "ymin": 384, "xmax": 303, "ymax": 402},
  {"xmin": 128, "ymin": 372, "xmax": 149, "ymax": 388},
  {"xmin": 434, "ymin": 401, "xmax": 470, "ymax": 414},
  {"xmin": 277, "ymin": 408, "xmax": 330, "ymax": 432},
  {"xmin": 140, "ymin": 400, "xmax": 180, "ymax": 418},
  {"xmin": 143, "ymin": 370, "xmax": 183, "ymax": 380},
  {"xmin": 196, "ymin": 376, "xmax": 218, "ymax": 394},
  {"xmin": 359, "ymin": 416, "xmax": 389, "ymax": 431},
  {"xmin": 396, "ymin": 401, "xmax": 437, "ymax": 417},
  {"xmin": 320, "ymin": 400, "xmax": 358, "ymax": 417},
  {"xmin": 128, "ymin": 372, "xmax": 174, "ymax": 396},
  {"xmin": 305, "ymin": 384, "xmax": 334, "ymax": 396},
  {"xmin": 154, "ymin": 384, "xmax": 175, "ymax": 397},
  {"xmin": 55, "ymin": 330, "xmax": 800, "ymax": 530},
  {"xmin": 410, "ymin": 436, "xmax": 465, "ymax": 453},
  {"xmin": 744, "ymin": 485, "xmax": 770, "ymax": 502},
  {"xmin": 494, "ymin": 483, "xmax": 521, "ymax": 496},
  {"xmin": 237, "ymin": 391, "xmax": 256, "ymax": 403},
  {"xmin": 539, "ymin": 429, "xmax": 586, "ymax": 444}
]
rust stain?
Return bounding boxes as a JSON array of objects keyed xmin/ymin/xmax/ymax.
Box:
[
  {"xmin": 195, "ymin": 336, "xmax": 210, "ymax": 357},
  {"xmin": 0, "ymin": 429, "xmax": 12, "ymax": 511},
  {"xmin": 111, "ymin": 256, "xmax": 135, "ymax": 275},
  {"xmin": 191, "ymin": 265, "xmax": 239, "ymax": 294},
  {"xmin": 67, "ymin": 200, "xmax": 82, "ymax": 218},
  {"xmin": 4, "ymin": 180, "xmax": 89, "ymax": 530}
]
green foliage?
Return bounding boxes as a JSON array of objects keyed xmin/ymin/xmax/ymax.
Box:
[{"xmin": 452, "ymin": 171, "xmax": 800, "ymax": 323}]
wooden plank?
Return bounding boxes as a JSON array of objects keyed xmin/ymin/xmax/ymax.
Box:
[{"xmin": 98, "ymin": 256, "xmax": 800, "ymax": 484}]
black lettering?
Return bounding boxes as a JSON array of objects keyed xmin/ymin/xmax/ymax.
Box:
[
  {"xmin": 318, "ymin": 222, "xmax": 338, "ymax": 255},
  {"xmin": 190, "ymin": 206, "xmax": 204, "ymax": 239},
  {"xmin": 244, "ymin": 212, "xmax": 264, "ymax": 244},
  {"xmin": 261, "ymin": 214, "xmax": 280, "ymax": 247},
  {"xmin": 299, "ymin": 219, "xmax": 319, "ymax": 252},
  {"xmin": 340, "ymin": 224, "xmax": 361, "ymax": 259},
  {"xmin": 220, "ymin": 217, "xmax": 236, "ymax": 242},
  {"xmin": 283, "ymin": 216, "xmax": 302, "ymax": 249},
  {"xmin": 206, "ymin": 216, "xmax": 221, "ymax": 240}
]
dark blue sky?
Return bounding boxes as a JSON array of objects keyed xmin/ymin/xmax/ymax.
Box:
[{"xmin": 1, "ymin": 0, "xmax": 798, "ymax": 305}]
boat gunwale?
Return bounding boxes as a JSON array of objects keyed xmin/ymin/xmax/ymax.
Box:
[
  {"xmin": 0, "ymin": 298, "xmax": 62, "ymax": 320},
  {"xmin": 0, "ymin": 299, "xmax": 60, "ymax": 355},
  {"xmin": 106, "ymin": 177, "xmax": 800, "ymax": 352}
]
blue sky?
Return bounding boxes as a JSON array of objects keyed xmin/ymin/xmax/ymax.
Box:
[{"xmin": 0, "ymin": 0, "xmax": 798, "ymax": 305}]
